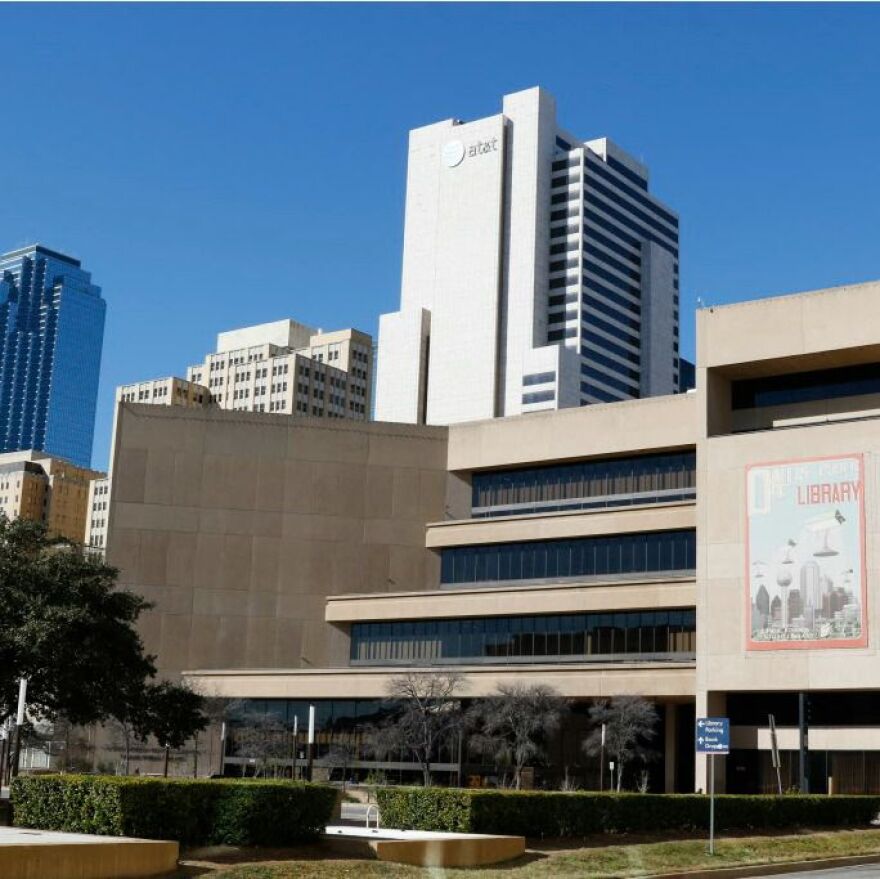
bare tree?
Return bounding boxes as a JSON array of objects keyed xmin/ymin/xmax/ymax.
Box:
[
  {"xmin": 468, "ymin": 683, "xmax": 566, "ymax": 790},
  {"xmin": 198, "ymin": 696, "xmax": 247, "ymax": 776},
  {"xmin": 232, "ymin": 710, "xmax": 290, "ymax": 778},
  {"xmin": 325, "ymin": 731, "xmax": 359, "ymax": 790},
  {"xmin": 582, "ymin": 696, "xmax": 658, "ymax": 792},
  {"xmin": 373, "ymin": 671, "xmax": 466, "ymax": 787}
]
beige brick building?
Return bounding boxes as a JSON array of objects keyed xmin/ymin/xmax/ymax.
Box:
[
  {"xmin": 0, "ymin": 449, "xmax": 105, "ymax": 543},
  {"xmin": 116, "ymin": 318, "xmax": 373, "ymax": 423}
]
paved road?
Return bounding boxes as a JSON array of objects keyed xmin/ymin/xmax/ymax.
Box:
[{"xmin": 756, "ymin": 865, "xmax": 880, "ymax": 879}]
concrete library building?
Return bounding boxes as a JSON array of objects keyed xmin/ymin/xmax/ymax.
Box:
[{"xmin": 104, "ymin": 279, "xmax": 880, "ymax": 794}]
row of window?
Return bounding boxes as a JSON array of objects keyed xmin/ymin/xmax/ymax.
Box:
[
  {"xmin": 584, "ymin": 195, "xmax": 678, "ymax": 260},
  {"xmin": 581, "ymin": 382, "xmax": 624, "ymax": 404},
  {"xmin": 549, "ymin": 274, "xmax": 579, "ymax": 290},
  {"xmin": 582, "ymin": 332, "xmax": 639, "ymax": 366},
  {"xmin": 522, "ymin": 389, "xmax": 555, "ymax": 405},
  {"xmin": 551, "ymin": 155, "xmax": 580, "ymax": 172},
  {"xmin": 523, "ymin": 371, "xmax": 556, "ymax": 386},
  {"xmin": 549, "ymin": 257, "xmax": 579, "ymax": 273},
  {"xmin": 585, "ymin": 153, "xmax": 678, "ymax": 228},
  {"xmin": 731, "ymin": 362, "xmax": 880, "ymax": 411},
  {"xmin": 440, "ymin": 529, "xmax": 696, "ymax": 585},
  {"xmin": 583, "ymin": 218, "xmax": 642, "ymax": 267},
  {"xmin": 471, "ymin": 451, "xmax": 695, "ymax": 517},
  {"xmin": 551, "ymin": 173, "xmax": 581, "ymax": 189},
  {"xmin": 350, "ymin": 609, "xmax": 696, "ymax": 665},
  {"xmin": 585, "ymin": 263, "xmax": 642, "ymax": 303},
  {"xmin": 581, "ymin": 364, "xmax": 639, "ymax": 397},
  {"xmin": 583, "ymin": 296, "xmax": 641, "ymax": 340},
  {"xmin": 605, "ymin": 154, "xmax": 648, "ymax": 191},
  {"xmin": 549, "ymin": 292, "xmax": 578, "ymax": 308},
  {"xmin": 584, "ymin": 243, "xmax": 641, "ymax": 284},
  {"xmin": 583, "ymin": 280, "xmax": 641, "ymax": 322}
]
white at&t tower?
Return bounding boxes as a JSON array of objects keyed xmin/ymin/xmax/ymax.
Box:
[{"xmin": 375, "ymin": 86, "xmax": 682, "ymax": 425}]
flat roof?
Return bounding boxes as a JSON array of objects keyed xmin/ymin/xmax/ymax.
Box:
[{"xmin": 1, "ymin": 243, "xmax": 81, "ymax": 268}]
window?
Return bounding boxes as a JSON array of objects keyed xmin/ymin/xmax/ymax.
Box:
[
  {"xmin": 471, "ymin": 451, "xmax": 696, "ymax": 518},
  {"xmin": 523, "ymin": 371, "xmax": 555, "ymax": 386},
  {"xmin": 606, "ymin": 155, "xmax": 648, "ymax": 191},
  {"xmin": 585, "ymin": 153, "xmax": 678, "ymax": 228},
  {"xmin": 581, "ymin": 365, "xmax": 639, "ymax": 397},
  {"xmin": 440, "ymin": 529, "xmax": 696, "ymax": 586},
  {"xmin": 349, "ymin": 609, "xmax": 695, "ymax": 665},
  {"xmin": 582, "ymin": 334, "xmax": 639, "ymax": 365},
  {"xmin": 522, "ymin": 389, "xmax": 555, "ymax": 404},
  {"xmin": 731, "ymin": 362, "xmax": 880, "ymax": 410}
]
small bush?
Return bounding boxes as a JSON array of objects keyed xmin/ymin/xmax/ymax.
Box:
[
  {"xmin": 375, "ymin": 787, "xmax": 880, "ymax": 837},
  {"xmin": 11, "ymin": 775, "xmax": 337, "ymax": 846}
]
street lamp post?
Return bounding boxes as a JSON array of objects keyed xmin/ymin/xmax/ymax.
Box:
[
  {"xmin": 0, "ymin": 722, "xmax": 9, "ymax": 787},
  {"xmin": 306, "ymin": 705, "xmax": 315, "ymax": 782},
  {"xmin": 11, "ymin": 678, "xmax": 28, "ymax": 779}
]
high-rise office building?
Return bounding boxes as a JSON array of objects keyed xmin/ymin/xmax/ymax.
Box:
[
  {"xmin": 0, "ymin": 244, "xmax": 106, "ymax": 467},
  {"xmin": 376, "ymin": 87, "xmax": 681, "ymax": 425}
]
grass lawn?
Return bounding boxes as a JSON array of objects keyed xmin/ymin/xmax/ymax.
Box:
[{"xmin": 179, "ymin": 827, "xmax": 880, "ymax": 877}]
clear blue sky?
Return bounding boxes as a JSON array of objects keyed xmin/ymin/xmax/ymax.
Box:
[{"xmin": 3, "ymin": 3, "xmax": 880, "ymax": 469}]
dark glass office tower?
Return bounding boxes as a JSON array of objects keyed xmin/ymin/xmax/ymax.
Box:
[{"xmin": 0, "ymin": 244, "xmax": 106, "ymax": 468}]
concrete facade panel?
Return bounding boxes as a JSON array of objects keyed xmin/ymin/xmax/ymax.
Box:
[{"xmin": 106, "ymin": 404, "xmax": 449, "ymax": 677}]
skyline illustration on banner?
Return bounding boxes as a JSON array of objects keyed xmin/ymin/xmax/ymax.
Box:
[{"xmin": 746, "ymin": 455, "xmax": 866, "ymax": 650}]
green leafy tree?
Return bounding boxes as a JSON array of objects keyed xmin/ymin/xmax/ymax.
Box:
[
  {"xmin": 0, "ymin": 518, "xmax": 156, "ymax": 729},
  {"xmin": 143, "ymin": 681, "xmax": 207, "ymax": 777}
]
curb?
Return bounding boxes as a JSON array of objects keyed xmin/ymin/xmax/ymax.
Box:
[{"xmin": 651, "ymin": 851, "xmax": 880, "ymax": 879}]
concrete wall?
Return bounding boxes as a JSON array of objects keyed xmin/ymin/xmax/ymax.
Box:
[
  {"xmin": 447, "ymin": 392, "xmax": 696, "ymax": 472},
  {"xmin": 106, "ymin": 404, "xmax": 448, "ymax": 677}
]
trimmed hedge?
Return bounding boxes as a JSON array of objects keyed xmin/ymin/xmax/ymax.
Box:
[
  {"xmin": 11, "ymin": 775, "xmax": 338, "ymax": 846},
  {"xmin": 375, "ymin": 787, "xmax": 880, "ymax": 837}
]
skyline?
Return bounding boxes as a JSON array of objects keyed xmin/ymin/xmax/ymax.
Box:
[{"xmin": 3, "ymin": 3, "xmax": 880, "ymax": 467}]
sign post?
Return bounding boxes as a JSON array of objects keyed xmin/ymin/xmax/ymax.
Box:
[{"xmin": 696, "ymin": 717, "xmax": 729, "ymax": 855}]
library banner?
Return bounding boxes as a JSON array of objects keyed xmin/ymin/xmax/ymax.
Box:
[{"xmin": 746, "ymin": 454, "xmax": 866, "ymax": 650}]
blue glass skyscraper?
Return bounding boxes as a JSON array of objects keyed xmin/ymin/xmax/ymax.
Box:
[{"xmin": 0, "ymin": 244, "xmax": 106, "ymax": 468}]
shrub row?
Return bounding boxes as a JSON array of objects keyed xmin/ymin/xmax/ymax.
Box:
[
  {"xmin": 11, "ymin": 775, "xmax": 338, "ymax": 846},
  {"xmin": 375, "ymin": 787, "xmax": 880, "ymax": 838}
]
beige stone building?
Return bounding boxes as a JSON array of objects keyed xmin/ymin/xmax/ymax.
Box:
[
  {"xmin": 103, "ymin": 278, "xmax": 880, "ymax": 792},
  {"xmin": 0, "ymin": 449, "xmax": 104, "ymax": 543},
  {"xmin": 116, "ymin": 319, "xmax": 372, "ymax": 423}
]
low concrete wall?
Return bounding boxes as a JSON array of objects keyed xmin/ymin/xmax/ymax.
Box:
[
  {"xmin": 0, "ymin": 830, "xmax": 178, "ymax": 879},
  {"xmin": 371, "ymin": 834, "xmax": 525, "ymax": 867}
]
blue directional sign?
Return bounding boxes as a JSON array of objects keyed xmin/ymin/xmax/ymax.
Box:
[{"xmin": 696, "ymin": 717, "xmax": 730, "ymax": 754}]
